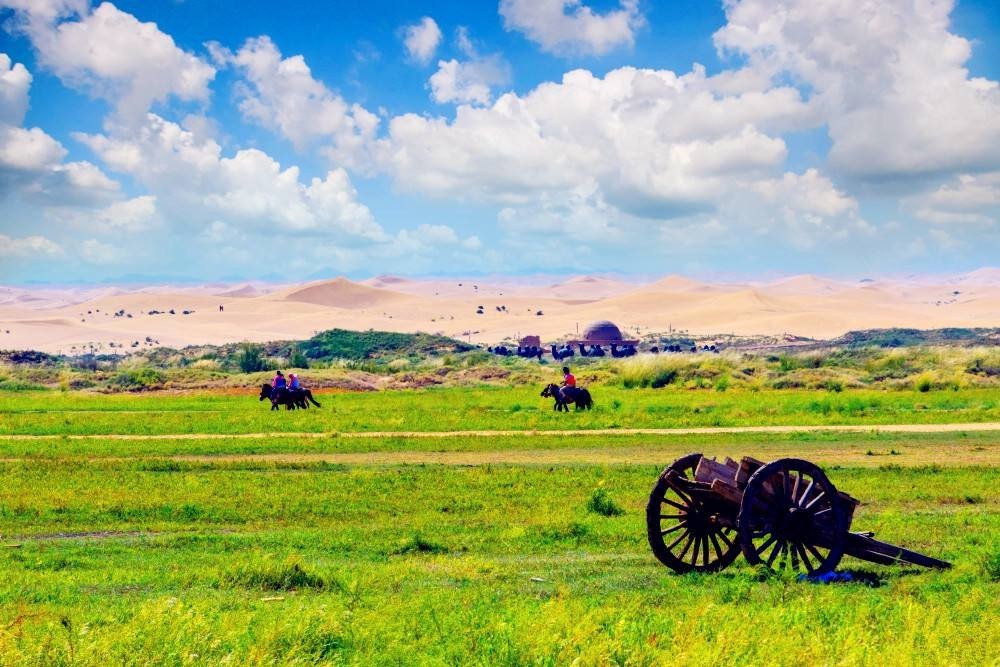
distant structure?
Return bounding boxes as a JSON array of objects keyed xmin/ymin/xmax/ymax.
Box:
[{"xmin": 566, "ymin": 320, "xmax": 638, "ymax": 357}]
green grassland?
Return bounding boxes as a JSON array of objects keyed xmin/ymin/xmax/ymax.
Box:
[
  {"xmin": 1, "ymin": 384, "xmax": 998, "ymax": 665},
  {"xmin": 2, "ymin": 386, "xmax": 1000, "ymax": 436}
]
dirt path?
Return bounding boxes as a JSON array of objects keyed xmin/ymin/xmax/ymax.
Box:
[
  {"xmin": 167, "ymin": 442, "xmax": 999, "ymax": 467},
  {"xmin": 2, "ymin": 422, "xmax": 1000, "ymax": 440}
]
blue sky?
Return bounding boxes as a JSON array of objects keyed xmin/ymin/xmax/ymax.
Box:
[{"xmin": 1, "ymin": 0, "xmax": 999, "ymax": 283}]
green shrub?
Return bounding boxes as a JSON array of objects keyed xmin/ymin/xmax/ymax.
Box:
[
  {"xmin": 715, "ymin": 376, "xmax": 730, "ymax": 392},
  {"xmin": 111, "ymin": 368, "xmax": 165, "ymax": 390},
  {"xmin": 0, "ymin": 379, "xmax": 46, "ymax": 391},
  {"xmin": 236, "ymin": 343, "xmax": 267, "ymax": 373},
  {"xmin": 587, "ymin": 488, "xmax": 624, "ymax": 517},
  {"xmin": 288, "ymin": 346, "xmax": 309, "ymax": 369}
]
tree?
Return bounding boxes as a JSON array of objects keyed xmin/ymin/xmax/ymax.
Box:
[{"xmin": 237, "ymin": 343, "xmax": 266, "ymax": 373}]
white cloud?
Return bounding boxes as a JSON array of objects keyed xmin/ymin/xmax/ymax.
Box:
[
  {"xmin": 383, "ymin": 65, "xmax": 805, "ymax": 216},
  {"xmin": 0, "ymin": 233, "xmax": 63, "ymax": 257},
  {"xmin": 738, "ymin": 168, "xmax": 870, "ymax": 247},
  {"xmin": 0, "ymin": 125, "xmax": 65, "ymax": 170},
  {"xmin": 0, "ymin": 53, "xmax": 32, "ymax": 125},
  {"xmin": 429, "ymin": 55, "xmax": 511, "ymax": 105},
  {"xmin": 402, "ymin": 17, "xmax": 442, "ymax": 65},
  {"xmin": 0, "ymin": 61, "xmax": 121, "ymax": 205},
  {"xmin": 77, "ymin": 113, "xmax": 384, "ymax": 238},
  {"xmin": 94, "ymin": 195, "xmax": 157, "ymax": 231},
  {"xmin": 499, "ymin": 0, "xmax": 644, "ymax": 56},
  {"xmin": 910, "ymin": 172, "xmax": 1000, "ymax": 225},
  {"xmin": 80, "ymin": 237, "xmax": 122, "ymax": 263},
  {"xmin": 4, "ymin": 1, "xmax": 216, "ymax": 123},
  {"xmin": 714, "ymin": 0, "xmax": 1000, "ymax": 179},
  {"xmin": 218, "ymin": 36, "xmax": 378, "ymax": 169}
]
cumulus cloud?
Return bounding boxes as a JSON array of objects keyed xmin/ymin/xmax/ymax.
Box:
[
  {"xmin": 213, "ymin": 36, "xmax": 378, "ymax": 169},
  {"xmin": 77, "ymin": 113, "xmax": 384, "ymax": 238},
  {"xmin": 0, "ymin": 56, "xmax": 120, "ymax": 205},
  {"xmin": 714, "ymin": 0, "xmax": 1000, "ymax": 180},
  {"xmin": 383, "ymin": 65, "xmax": 806, "ymax": 216},
  {"xmin": 0, "ymin": 53, "xmax": 32, "ymax": 125},
  {"xmin": 80, "ymin": 237, "xmax": 122, "ymax": 263},
  {"xmin": 499, "ymin": 0, "xmax": 644, "ymax": 56},
  {"xmin": 402, "ymin": 16, "xmax": 442, "ymax": 65},
  {"xmin": 0, "ymin": 232, "xmax": 63, "ymax": 257},
  {"xmin": 92, "ymin": 195, "xmax": 158, "ymax": 231},
  {"xmin": 429, "ymin": 55, "xmax": 511, "ymax": 106},
  {"xmin": 910, "ymin": 172, "xmax": 1000, "ymax": 225},
  {"xmin": 736, "ymin": 168, "xmax": 870, "ymax": 247},
  {"xmin": 0, "ymin": 124, "xmax": 65, "ymax": 170},
  {"xmin": 3, "ymin": 1, "xmax": 216, "ymax": 123}
]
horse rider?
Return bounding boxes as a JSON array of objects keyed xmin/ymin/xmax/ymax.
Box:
[
  {"xmin": 560, "ymin": 366, "xmax": 577, "ymax": 402},
  {"xmin": 288, "ymin": 373, "xmax": 301, "ymax": 390},
  {"xmin": 272, "ymin": 370, "xmax": 288, "ymax": 401}
]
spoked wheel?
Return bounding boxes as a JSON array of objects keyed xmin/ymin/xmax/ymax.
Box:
[
  {"xmin": 646, "ymin": 453, "xmax": 740, "ymax": 573},
  {"xmin": 737, "ymin": 458, "xmax": 847, "ymax": 575}
]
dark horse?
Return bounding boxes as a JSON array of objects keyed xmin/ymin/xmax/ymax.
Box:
[
  {"xmin": 541, "ymin": 383, "xmax": 593, "ymax": 411},
  {"xmin": 259, "ymin": 383, "xmax": 322, "ymax": 411}
]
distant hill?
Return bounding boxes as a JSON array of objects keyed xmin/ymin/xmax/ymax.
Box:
[
  {"xmin": 299, "ymin": 328, "xmax": 473, "ymax": 360},
  {"xmin": 832, "ymin": 328, "xmax": 1000, "ymax": 348}
]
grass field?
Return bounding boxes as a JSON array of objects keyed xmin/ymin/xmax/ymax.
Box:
[{"xmin": 1, "ymin": 387, "xmax": 998, "ymax": 665}]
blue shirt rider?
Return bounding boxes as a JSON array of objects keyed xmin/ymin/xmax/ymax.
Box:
[{"xmin": 288, "ymin": 373, "xmax": 300, "ymax": 390}]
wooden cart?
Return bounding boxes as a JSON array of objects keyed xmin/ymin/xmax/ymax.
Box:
[{"xmin": 646, "ymin": 453, "xmax": 951, "ymax": 575}]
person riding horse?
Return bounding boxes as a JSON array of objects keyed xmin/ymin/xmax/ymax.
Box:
[
  {"xmin": 560, "ymin": 366, "xmax": 578, "ymax": 403},
  {"xmin": 272, "ymin": 370, "xmax": 288, "ymax": 402}
]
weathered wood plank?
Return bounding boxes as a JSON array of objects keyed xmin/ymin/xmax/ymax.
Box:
[
  {"xmin": 709, "ymin": 479, "xmax": 743, "ymax": 505},
  {"xmin": 736, "ymin": 456, "xmax": 764, "ymax": 487},
  {"xmin": 695, "ymin": 457, "xmax": 739, "ymax": 487}
]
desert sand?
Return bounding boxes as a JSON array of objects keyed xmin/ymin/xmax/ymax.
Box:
[{"xmin": 0, "ymin": 271, "xmax": 998, "ymax": 354}]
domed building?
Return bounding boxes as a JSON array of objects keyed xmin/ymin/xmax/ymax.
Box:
[
  {"xmin": 582, "ymin": 320, "xmax": 624, "ymax": 342},
  {"xmin": 567, "ymin": 319, "xmax": 639, "ymax": 357}
]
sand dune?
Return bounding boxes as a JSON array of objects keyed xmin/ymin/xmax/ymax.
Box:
[
  {"xmin": 277, "ymin": 278, "xmax": 415, "ymax": 309},
  {"xmin": 1, "ymin": 272, "xmax": 997, "ymax": 353}
]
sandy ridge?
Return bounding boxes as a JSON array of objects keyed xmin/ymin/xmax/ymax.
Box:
[{"xmin": 3, "ymin": 422, "xmax": 1000, "ymax": 440}]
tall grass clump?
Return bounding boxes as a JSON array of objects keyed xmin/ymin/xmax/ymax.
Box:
[
  {"xmin": 617, "ymin": 355, "xmax": 683, "ymax": 389},
  {"xmin": 984, "ymin": 551, "xmax": 1000, "ymax": 582},
  {"xmin": 587, "ymin": 488, "xmax": 624, "ymax": 516},
  {"xmin": 218, "ymin": 555, "xmax": 330, "ymax": 591}
]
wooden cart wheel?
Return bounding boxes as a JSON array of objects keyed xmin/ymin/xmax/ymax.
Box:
[
  {"xmin": 738, "ymin": 458, "xmax": 847, "ymax": 575},
  {"xmin": 646, "ymin": 453, "xmax": 741, "ymax": 573}
]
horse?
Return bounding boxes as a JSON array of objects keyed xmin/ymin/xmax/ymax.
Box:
[
  {"xmin": 541, "ymin": 384, "xmax": 593, "ymax": 411},
  {"xmin": 259, "ymin": 384, "xmax": 321, "ymax": 410}
]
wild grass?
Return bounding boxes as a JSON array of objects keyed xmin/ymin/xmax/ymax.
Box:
[
  {"xmin": 0, "ymin": 450, "xmax": 996, "ymax": 664},
  {"xmin": 0, "ymin": 379, "xmax": 997, "ymax": 664},
  {"xmin": 2, "ymin": 385, "xmax": 998, "ymax": 436}
]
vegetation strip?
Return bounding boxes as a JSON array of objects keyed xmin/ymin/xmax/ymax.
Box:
[{"xmin": 3, "ymin": 422, "xmax": 1000, "ymax": 440}]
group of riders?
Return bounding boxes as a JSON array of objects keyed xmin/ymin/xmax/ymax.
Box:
[
  {"xmin": 263, "ymin": 366, "xmax": 589, "ymax": 411},
  {"xmin": 271, "ymin": 369, "xmax": 301, "ymax": 394},
  {"xmin": 260, "ymin": 370, "xmax": 322, "ymax": 410}
]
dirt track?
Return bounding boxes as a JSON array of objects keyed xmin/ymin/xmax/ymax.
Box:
[{"xmin": 3, "ymin": 422, "xmax": 1000, "ymax": 440}]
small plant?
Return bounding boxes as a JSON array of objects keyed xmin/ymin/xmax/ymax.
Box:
[
  {"xmin": 587, "ymin": 488, "xmax": 624, "ymax": 517},
  {"xmin": 714, "ymin": 376, "xmax": 730, "ymax": 392},
  {"xmin": 983, "ymin": 551, "xmax": 1000, "ymax": 582},
  {"xmin": 391, "ymin": 533, "xmax": 448, "ymax": 555}
]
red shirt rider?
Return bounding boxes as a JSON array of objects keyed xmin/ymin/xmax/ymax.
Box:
[{"xmin": 561, "ymin": 367, "xmax": 576, "ymax": 387}]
